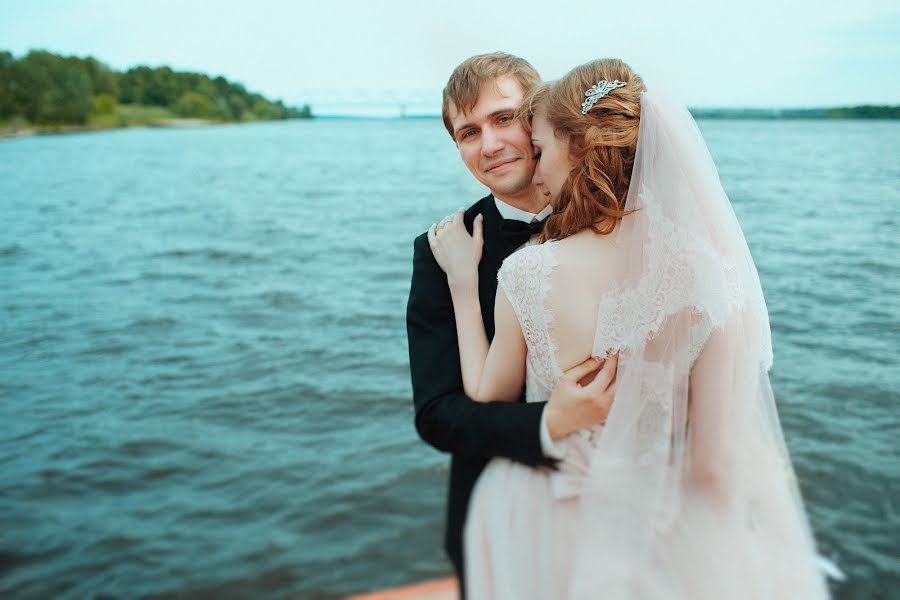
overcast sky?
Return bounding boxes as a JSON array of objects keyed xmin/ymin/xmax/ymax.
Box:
[{"xmin": 2, "ymin": 0, "xmax": 898, "ymax": 112}]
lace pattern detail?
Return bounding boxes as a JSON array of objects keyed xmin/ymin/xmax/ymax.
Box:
[
  {"xmin": 594, "ymin": 194, "xmax": 746, "ymax": 364},
  {"xmin": 497, "ymin": 242, "xmax": 563, "ymax": 401}
]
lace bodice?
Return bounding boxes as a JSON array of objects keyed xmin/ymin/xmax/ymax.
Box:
[
  {"xmin": 497, "ymin": 240, "xmax": 604, "ymax": 457},
  {"xmin": 496, "ymin": 242, "xmax": 563, "ymax": 404}
]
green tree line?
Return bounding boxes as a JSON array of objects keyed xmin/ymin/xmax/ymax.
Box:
[
  {"xmin": 690, "ymin": 106, "xmax": 900, "ymax": 119},
  {"xmin": 0, "ymin": 49, "xmax": 312, "ymax": 126}
]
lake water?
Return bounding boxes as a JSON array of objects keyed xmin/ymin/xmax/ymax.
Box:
[{"xmin": 1, "ymin": 118, "xmax": 898, "ymax": 599}]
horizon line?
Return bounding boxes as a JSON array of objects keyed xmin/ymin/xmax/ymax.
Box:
[{"xmin": 305, "ymin": 104, "xmax": 900, "ymax": 119}]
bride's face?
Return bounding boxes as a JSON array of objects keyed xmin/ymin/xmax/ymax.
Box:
[{"xmin": 530, "ymin": 110, "xmax": 574, "ymax": 208}]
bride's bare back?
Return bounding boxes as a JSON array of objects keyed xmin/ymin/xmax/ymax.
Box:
[{"xmin": 542, "ymin": 228, "xmax": 624, "ymax": 372}]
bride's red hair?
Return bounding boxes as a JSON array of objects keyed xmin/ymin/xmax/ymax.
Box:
[{"xmin": 520, "ymin": 58, "xmax": 646, "ymax": 242}]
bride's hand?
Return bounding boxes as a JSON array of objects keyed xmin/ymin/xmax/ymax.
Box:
[{"xmin": 428, "ymin": 209, "xmax": 484, "ymax": 291}]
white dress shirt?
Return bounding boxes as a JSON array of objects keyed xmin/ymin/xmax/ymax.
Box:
[
  {"xmin": 494, "ymin": 197, "xmax": 565, "ymax": 460},
  {"xmin": 494, "ymin": 196, "xmax": 553, "ymax": 225}
]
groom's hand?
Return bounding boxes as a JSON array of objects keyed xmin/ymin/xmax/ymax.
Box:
[{"xmin": 545, "ymin": 354, "xmax": 618, "ymax": 440}]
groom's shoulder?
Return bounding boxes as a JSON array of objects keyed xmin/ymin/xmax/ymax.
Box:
[
  {"xmin": 463, "ymin": 195, "xmax": 491, "ymax": 230},
  {"xmin": 412, "ymin": 194, "xmax": 493, "ymax": 249}
]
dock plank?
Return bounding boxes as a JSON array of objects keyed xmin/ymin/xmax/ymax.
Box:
[{"xmin": 345, "ymin": 576, "xmax": 458, "ymax": 600}]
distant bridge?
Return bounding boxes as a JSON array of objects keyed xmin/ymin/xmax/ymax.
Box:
[{"xmin": 294, "ymin": 89, "xmax": 442, "ymax": 117}]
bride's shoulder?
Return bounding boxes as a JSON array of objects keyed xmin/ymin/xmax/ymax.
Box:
[
  {"xmin": 497, "ymin": 242, "xmax": 558, "ymax": 287},
  {"xmin": 548, "ymin": 228, "xmax": 619, "ymax": 267},
  {"xmin": 501, "ymin": 240, "xmax": 556, "ymax": 268}
]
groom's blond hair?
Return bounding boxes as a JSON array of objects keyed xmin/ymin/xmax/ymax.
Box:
[{"xmin": 442, "ymin": 52, "xmax": 540, "ymax": 139}]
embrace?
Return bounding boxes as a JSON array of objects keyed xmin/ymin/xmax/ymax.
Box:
[{"xmin": 406, "ymin": 53, "xmax": 833, "ymax": 599}]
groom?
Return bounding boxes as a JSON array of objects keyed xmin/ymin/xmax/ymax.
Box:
[{"xmin": 406, "ymin": 52, "xmax": 616, "ymax": 592}]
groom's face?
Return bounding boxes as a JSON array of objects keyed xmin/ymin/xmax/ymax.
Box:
[{"xmin": 447, "ymin": 76, "xmax": 534, "ymax": 199}]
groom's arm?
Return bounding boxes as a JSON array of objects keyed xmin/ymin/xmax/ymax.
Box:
[{"xmin": 407, "ymin": 233, "xmax": 556, "ymax": 467}]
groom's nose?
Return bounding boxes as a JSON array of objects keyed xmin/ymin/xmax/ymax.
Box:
[{"xmin": 481, "ymin": 126, "xmax": 504, "ymax": 157}]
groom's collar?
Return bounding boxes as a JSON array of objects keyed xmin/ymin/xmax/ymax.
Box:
[{"xmin": 494, "ymin": 196, "xmax": 552, "ymax": 223}]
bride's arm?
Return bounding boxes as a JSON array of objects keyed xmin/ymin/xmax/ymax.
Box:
[
  {"xmin": 643, "ymin": 308, "xmax": 738, "ymax": 505},
  {"xmin": 429, "ymin": 210, "xmax": 525, "ymax": 402},
  {"xmin": 687, "ymin": 314, "xmax": 739, "ymax": 505},
  {"xmin": 445, "ymin": 276, "xmax": 489, "ymax": 399},
  {"xmin": 449, "ymin": 281, "xmax": 526, "ymax": 402}
]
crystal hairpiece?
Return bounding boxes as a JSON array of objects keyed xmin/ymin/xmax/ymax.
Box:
[{"xmin": 581, "ymin": 80, "xmax": 627, "ymax": 114}]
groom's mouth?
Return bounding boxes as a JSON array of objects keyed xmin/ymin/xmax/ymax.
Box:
[{"xmin": 485, "ymin": 158, "xmax": 519, "ymax": 173}]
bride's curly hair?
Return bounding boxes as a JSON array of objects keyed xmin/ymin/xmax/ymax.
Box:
[{"xmin": 519, "ymin": 58, "xmax": 645, "ymax": 242}]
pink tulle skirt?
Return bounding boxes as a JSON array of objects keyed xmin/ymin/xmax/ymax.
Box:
[{"xmin": 463, "ymin": 431, "xmax": 830, "ymax": 600}]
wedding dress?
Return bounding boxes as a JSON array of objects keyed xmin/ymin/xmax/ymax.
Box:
[{"xmin": 463, "ymin": 91, "xmax": 832, "ymax": 600}]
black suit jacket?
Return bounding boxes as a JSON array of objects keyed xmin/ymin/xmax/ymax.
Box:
[{"xmin": 406, "ymin": 194, "xmax": 556, "ymax": 583}]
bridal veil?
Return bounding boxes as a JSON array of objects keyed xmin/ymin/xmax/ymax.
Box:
[{"xmin": 569, "ymin": 90, "xmax": 832, "ymax": 599}]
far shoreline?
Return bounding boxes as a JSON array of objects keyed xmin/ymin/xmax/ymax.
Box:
[
  {"xmin": 4, "ymin": 108, "xmax": 897, "ymax": 142},
  {"xmin": 0, "ymin": 117, "xmax": 296, "ymax": 142}
]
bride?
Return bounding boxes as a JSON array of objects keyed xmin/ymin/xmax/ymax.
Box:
[{"xmin": 428, "ymin": 58, "xmax": 832, "ymax": 599}]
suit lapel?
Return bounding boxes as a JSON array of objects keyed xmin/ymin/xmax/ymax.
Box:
[
  {"xmin": 476, "ymin": 195, "xmax": 516, "ymax": 341},
  {"xmin": 480, "ymin": 194, "xmax": 512, "ymax": 272}
]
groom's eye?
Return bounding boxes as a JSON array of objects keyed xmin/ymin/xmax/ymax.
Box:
[
  {"xmin": 461, "ymin": 128, "xmax": 477, "ymax": 140},
  {"xmin": 498, "ymin": 114, "xmax": 512, "ymax": 124}
]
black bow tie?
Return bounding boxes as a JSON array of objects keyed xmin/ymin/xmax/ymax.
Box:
[{"xmin": 500, "ymin": 217, "xmax": 547, "ymax": 247}]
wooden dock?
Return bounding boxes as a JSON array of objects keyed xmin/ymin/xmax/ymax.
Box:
[{"xmin": 345, "ymin": 577, "xmax": 458, "ymax": 600}]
